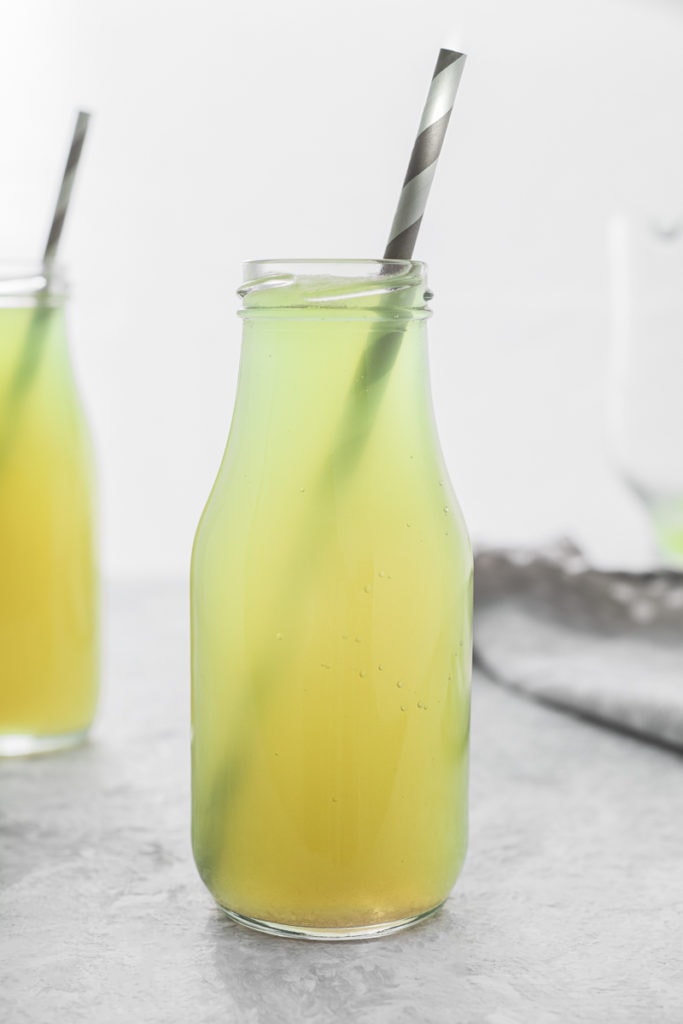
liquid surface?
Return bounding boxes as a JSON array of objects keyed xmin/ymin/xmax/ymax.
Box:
[
  {"xmin": 191, "ymin": 276, "xmax": 471, "ymax": 930},
  {"xmin": 0, "ymin": 305, "xmax": 97, "ymax": 741}
]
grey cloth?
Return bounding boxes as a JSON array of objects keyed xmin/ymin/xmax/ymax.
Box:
[{"xmin": 474, "ymin": 541, "xmax": 683, "ymax": 751}]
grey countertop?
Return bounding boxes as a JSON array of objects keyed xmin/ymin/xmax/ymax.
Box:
[{"xmin": 1, "ymin": 580, "xmax": 682, "ymax": 1023}]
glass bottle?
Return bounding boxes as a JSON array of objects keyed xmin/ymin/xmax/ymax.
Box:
[
  {"xmin": 0, "ymin": 265, "xmax": 98, "ymax": 754},
  {"xmin": 191, "ymin": 259, "xmax": 472, "ymax": 939}
]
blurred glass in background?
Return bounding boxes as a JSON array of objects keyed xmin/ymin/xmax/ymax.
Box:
[{"xmin": 608, "ymin": 213, "xmax": 683, "ymax": 566}]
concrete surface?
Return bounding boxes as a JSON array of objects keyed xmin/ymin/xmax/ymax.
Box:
[{"xmin": 1, "ymin": 581, "xmax": 681, "ymax": 1023}]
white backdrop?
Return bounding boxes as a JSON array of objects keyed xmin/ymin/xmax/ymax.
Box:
[{"xmin": 2, "ymin": 0, "xmax": 682, "ymax": 576}]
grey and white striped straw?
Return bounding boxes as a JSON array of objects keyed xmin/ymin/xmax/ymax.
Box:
[
  {"xmin": 384, "ymin": 49, "xmax": 466, "ymax": 260},
  {"xmin": 329, "ymin": 47, "xmax": 467, "ymax": 477},
  {"xmin": 43, "ymin": 110, "xmax": 91, "ymax": 271}
]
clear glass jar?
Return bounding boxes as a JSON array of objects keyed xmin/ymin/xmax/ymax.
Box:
[
  {"xmin": 0, "ymin": 265, "xmax": 98, "ymax": 754},
  {"xmin": 191, "ymin": 259, "xmax": 472, "ymax": 939}
]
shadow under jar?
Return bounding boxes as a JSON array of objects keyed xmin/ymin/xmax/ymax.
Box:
[{"xmin": 191, "ymin": 259, "xmax": 472, "ymax": 939}]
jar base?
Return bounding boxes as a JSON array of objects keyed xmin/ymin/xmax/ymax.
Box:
[
  {"xmin": 219, "ymin": 900, "xmax": 446, "ymax": 942},
  {"xmin": 0, "ymin": 728, "xmax": 89, "ymax": 757}
]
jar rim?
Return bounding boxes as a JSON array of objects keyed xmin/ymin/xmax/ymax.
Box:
[
  {"xmin": 239, "ymin": 258, "xmax": 431, "ymax": 318},
  {"xmin": 242, "ymin": 258, "xmax": 425, "ymax": 278}
]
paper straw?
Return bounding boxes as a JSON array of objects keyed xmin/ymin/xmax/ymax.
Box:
[
  {"xmin": 341, "ymin": 47, "xmax": 466, "ymax": 414},
  {"xmin": 43, "ymin": 110, "xmax": 91, "ymax": 271},
  {"xmin": 385, "ymin": 49, "xmax": 466, "ymax": 260}
]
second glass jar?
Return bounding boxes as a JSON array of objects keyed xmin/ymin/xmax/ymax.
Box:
[{"xmin": 0, "ymin": 264, "xmax": 98, "ymax": 755}]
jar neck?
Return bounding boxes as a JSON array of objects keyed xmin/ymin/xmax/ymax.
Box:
[
  {"xmin": 231, "ymin": 317, "xmax": 436, "ymax": 486},
  {"xmin": 227, "ymin": 261, "xmax": 439, "ymax": 477}
]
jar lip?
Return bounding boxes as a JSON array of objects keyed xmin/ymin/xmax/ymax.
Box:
[
  {"xmin": 239, "ymin": 258, "xmax": 430, "ymax": 316},
  {"xmin": 243, "ymin": 258, "xmax": 426, "ymax": 278},
  {"xmin": 0, "ymin": 262, "xmax": 67, "ymax": 302}
]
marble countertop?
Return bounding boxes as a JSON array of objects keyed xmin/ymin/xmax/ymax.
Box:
[{"xmin": 1, "ymin": 581, "xmax": 681, "ymax": 1023}]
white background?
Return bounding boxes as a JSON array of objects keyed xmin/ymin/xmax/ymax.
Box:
[{"xmin": 2, "ymin": 0, "xmax": 683, "ymax": 577}]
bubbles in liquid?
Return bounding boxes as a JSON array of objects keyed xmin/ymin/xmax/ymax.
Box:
[
  {"xmin": 275, "ymin": 632, "xmax": 283, "ymax": 641},
  {"xmin": 359, "ymin": 670, "xmax": 366, "ymax": 679},
  {"xmin": 396, "ymin": 681, "xmax": 403, "ymax": 689},
  {"xmin": 400, "ymin": 705, "xmax": 407, "ymax": 712},
  {"xmin": 321, "ymin": 663, "xmax": 332, "ymax": 670},
  {"xmin": 378, "ymin": 664, "xmax": 383, "ymax": 671},
  {"xmin": 363, "ymin": 584, "xmax": 372, "ymax": 594},
  {"xmin": 443, "ymin": 506, "xmax": 450, "ymax": 514}
]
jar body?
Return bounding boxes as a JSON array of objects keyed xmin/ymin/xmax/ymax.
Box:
[
  {"xmin": 0, "ymin": 276, "xmax": 98, "ymax": 754},
  {"xmin": 191, "ymin": 262, "xmax": 472, "ymax": 938}
]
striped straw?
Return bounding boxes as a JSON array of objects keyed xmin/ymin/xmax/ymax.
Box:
[
  {"xmin": 43, "ymin": 110, "xmax": 91, "ymax": 271},
  {"xmin": 384, "ymin": 49, "xmax": 466, "ymax": 260},
  {"xmin": 0, "ymin": 111, "xmax": 92, "ymax": 471},
  {"xmin": 330, "ymin": 47, "xmax": 467, "ymax": 470}
]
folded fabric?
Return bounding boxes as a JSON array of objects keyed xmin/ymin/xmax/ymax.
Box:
[{"xmin": 474, "ymin": 541, "xmax": 683, "ymax": 751}]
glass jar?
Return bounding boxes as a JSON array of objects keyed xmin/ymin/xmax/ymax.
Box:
[
  {"xmin": 191, "ymin": 259, "xmax": 472, "ymax": 939},
  {"xmin": 0, "ymin": 265, "xmax": 98, "ymax": 754}
]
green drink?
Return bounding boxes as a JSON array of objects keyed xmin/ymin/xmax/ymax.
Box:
[{"xmin": 191, "ymin": 260, "xmax": 472, "ymax": 938}]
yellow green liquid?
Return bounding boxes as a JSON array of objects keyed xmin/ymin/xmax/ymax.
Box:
[
  {"xmin": 191, "ymin": 273, "xmax": 472, "ymax": 933},
  {"xmin": 0, "ymin": 305, "xmax": 97, "ymax": 749}
]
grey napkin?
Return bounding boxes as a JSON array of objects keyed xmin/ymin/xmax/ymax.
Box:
[{"xmin": 474, "ymin": 541, "xmax": 683, "ymax": 751}]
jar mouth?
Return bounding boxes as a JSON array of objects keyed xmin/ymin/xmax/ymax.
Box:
[
  {"xmin": 0, "ymin": 263, "xmax": 67, "ymax": 306},
  {"xmin": 243, "ymin": 258, "xmax": 424, "ymax": 275},
  {"xmin": 239, "ymin": 259, "xmax": 431, "ymax": 317}
]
